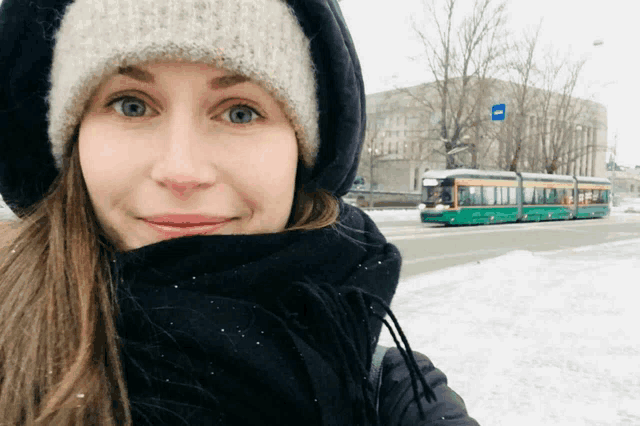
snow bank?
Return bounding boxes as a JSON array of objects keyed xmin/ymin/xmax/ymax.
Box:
[
  {"xmin": 379, "ymin": 238, "xmax": 640, "ymax": 426},
  {"xmin": 612, "ymin": 197, "xmax": 640, "ymax": 214},
  {"xmin": 363, "ymin": 208, "xmax": 421, "ymax": 223}
]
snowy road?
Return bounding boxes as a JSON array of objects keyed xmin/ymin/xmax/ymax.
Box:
[
  {"xmin": 367, "ymin": 204, "xmax": 640, "ymax": 426},
  {"xmin": 379, "ymin": 214, "xmax": 640, "ymax": 280}
]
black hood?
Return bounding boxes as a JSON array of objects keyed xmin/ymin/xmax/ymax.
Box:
[{"xmin": 0, "ymin": 0, "xmax": 365, "ymax": 215}]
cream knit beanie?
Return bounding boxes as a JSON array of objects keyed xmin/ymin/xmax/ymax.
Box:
[{"xmin": 48, "ymin": 0, "xmax": 319, "ymax": 169}]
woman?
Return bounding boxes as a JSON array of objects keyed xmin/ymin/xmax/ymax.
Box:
[{"xmin": 0, "ymin": 0, "xmax": 480, "ymax": 424}]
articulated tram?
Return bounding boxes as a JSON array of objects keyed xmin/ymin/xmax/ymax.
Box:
[{"xmin": 419, "ymin": 169, "xmax": 611, "ymax": 225}]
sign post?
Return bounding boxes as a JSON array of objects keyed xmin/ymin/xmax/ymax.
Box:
[{"xmin": 492, "ymin": 104, "xmax": 506, "ymax": 121}]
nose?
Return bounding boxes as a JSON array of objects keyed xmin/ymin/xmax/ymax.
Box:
[
  {"xmin": 150, "ymin": 124, "xmax": 217, "ymax": 200},
  {"xmin": 162, "ymin": 179, "xmax": 210, "ymax": 199}
]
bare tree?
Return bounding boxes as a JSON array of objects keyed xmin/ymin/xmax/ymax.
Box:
[
  {"xmin": 497, "ymin": 22, "xmax": 542, "ymax": 172},
  {"xmin": 534, "ymin": 49, "xmax": 587, "ymax": 174},
  {"xmin": 485, "ymin": 20, "xmax": 589, "ymax": 176},
  {"xmin": 409, "ymin": 0, "xmax": 509, "ymax": 169},
  {"xmin": 400, "ymin": 91, "xmax": 444, "ymax": 170}
]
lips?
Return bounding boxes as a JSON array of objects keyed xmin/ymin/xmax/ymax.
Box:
[
  {"xmin": 144, "ymin": 214, "xmax": 231, "ymax": 226},
  {"xmin": 142, "ymin": 214, "xmax": 234, "ymax": 238}
]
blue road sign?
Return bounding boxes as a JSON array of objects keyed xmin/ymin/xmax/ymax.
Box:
[{"xmin": 492, "ymin": 104, "xmax": 506, "ymax": 121}]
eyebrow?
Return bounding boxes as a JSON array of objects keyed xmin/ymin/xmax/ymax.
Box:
[
  {"xmin": 118, "ymin": 66, "xmax": 154, "ymax": 83},
  {"xmin": 117, "ymin": 66, "xmax": 250, "ymax": 90}
]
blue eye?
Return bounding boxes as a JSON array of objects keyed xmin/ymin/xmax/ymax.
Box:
[
  {"xmin": 225, "ymin": 105, "xmax": 259, "ymax": 124},
  {"xmin": 110, "ymin": 96, "xmax": 148, "ymax": 117}
]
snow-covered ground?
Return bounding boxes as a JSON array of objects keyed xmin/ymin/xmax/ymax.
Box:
[
  {"xmin": 372, "ymin": 200, "xmax": 640, "ymax": 426},
  {"xmin": 0, "ymin": 195, "xmax": 16, "ymax": 221}
]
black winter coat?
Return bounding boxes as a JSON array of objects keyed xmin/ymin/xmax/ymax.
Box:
[{"xmin": 377, "ymin": 348, "xmax": 479, "ymax": 425}]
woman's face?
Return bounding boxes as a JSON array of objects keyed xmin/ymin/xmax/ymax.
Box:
[{"xmin": 79, "ymin": 62, "xmax": 298, "ymax": 250}]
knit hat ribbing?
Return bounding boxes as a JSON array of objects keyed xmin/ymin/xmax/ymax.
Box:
[{"xmin": 48, "ymin": 0, "xmax": 319, "ymax": 169}]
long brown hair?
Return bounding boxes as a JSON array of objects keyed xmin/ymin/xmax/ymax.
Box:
[{"xmin": 0, "ymin": 137, "xmax": 340, "ymax": 424}]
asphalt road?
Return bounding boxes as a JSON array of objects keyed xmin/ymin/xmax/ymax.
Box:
[{"xmin": 377, "ymin": 214, "xmax": 640, "ymax": 280}]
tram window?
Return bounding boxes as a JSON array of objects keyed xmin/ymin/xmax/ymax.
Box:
[
  {"xmin": 458, "ymin": 186, "xmax": 471, "ymax": 206},
  {"xmin": 509, "ymin": 187, "xmax": 516, "ymax": 205},
  {"xmin": 558, "ymin": 188, "xmax": 568, "ymax": 205},
  {"xmin": 483, "ymin": 187, "xmax": 496, "ymax": 205},
  {"xmin": 592, "ymin": 189, "xmax": 600, "ymax": 203},
  {"xmin": 568, "ymin": 190, "xmax": 574, "ymax": 204},
  {"xmin": 546, "ymin": 188, "xmax": 559, "ymax": 204},
  {"xmin": 534, "ymin": 187, "xmax": 545, "ymax": 204},
  {"xmin": 585, "ymin": 190, "xmax": 593, "ymax": 204},
  {"xmin": 469, "ymin": 186, "xmax": 482, "ymax": 206},
  {"xmin": 578, "ymin": 190, "xmax": 585, "ymax": 205},
  {"xmin": 524, "ymin": 187, "xmax": 534, "ymax": 204},
  {"xmin": 603, "ymin": 190, "xmax": 609, "ymax": 203},
  {"xmin": 441, "ymin": 186, "xmax": 453, "ymax": 204},
  {"xmin": 498, "ymin": 187, "xmax": 507, "ymax": 205},
  {"xmin": 422, "ymin": 183, "xmax": 454, "ymax": 207}
]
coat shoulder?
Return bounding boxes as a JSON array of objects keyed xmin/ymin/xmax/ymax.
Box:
[{"xmin": 378, "ymin": 347, "xmax": 481, "ymax": 426}]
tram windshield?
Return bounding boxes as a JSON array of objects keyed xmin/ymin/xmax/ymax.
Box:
[{"xmin": 421, "ymin": 178, "xmax": 454, "ymax": 207}]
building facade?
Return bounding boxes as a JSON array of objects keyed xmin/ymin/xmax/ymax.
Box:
[{"xmin": 357, "ymin": 78, "xmax": 608, "ymax": 193}]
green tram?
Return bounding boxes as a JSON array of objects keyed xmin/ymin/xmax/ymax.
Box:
[{"xmin": 419, "ymin": 169, "xmax": 611, "ymax": 225}]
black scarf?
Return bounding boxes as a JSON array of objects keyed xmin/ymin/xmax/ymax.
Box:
[{"xmin": 112, "ymin": 203, "xmax": 432, "ymax": 425}]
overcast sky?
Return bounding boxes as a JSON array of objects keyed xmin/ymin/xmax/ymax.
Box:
[{"xmin": 340, "ymin": 0, "xmax": 639, "ymax": 167}]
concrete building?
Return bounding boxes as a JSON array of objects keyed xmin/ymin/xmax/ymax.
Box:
[{"xmin": 357, "ymin": 77, "xmax": 608, "ymax": 193}]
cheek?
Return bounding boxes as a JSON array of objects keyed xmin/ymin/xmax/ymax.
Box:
[
  {"xmin": 236, "ymin": 130, "xmax": 298, "ymax": 228},
  {"xmin": 78, "ymin": 121, "xmax": 135, "ymax": 216}
]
